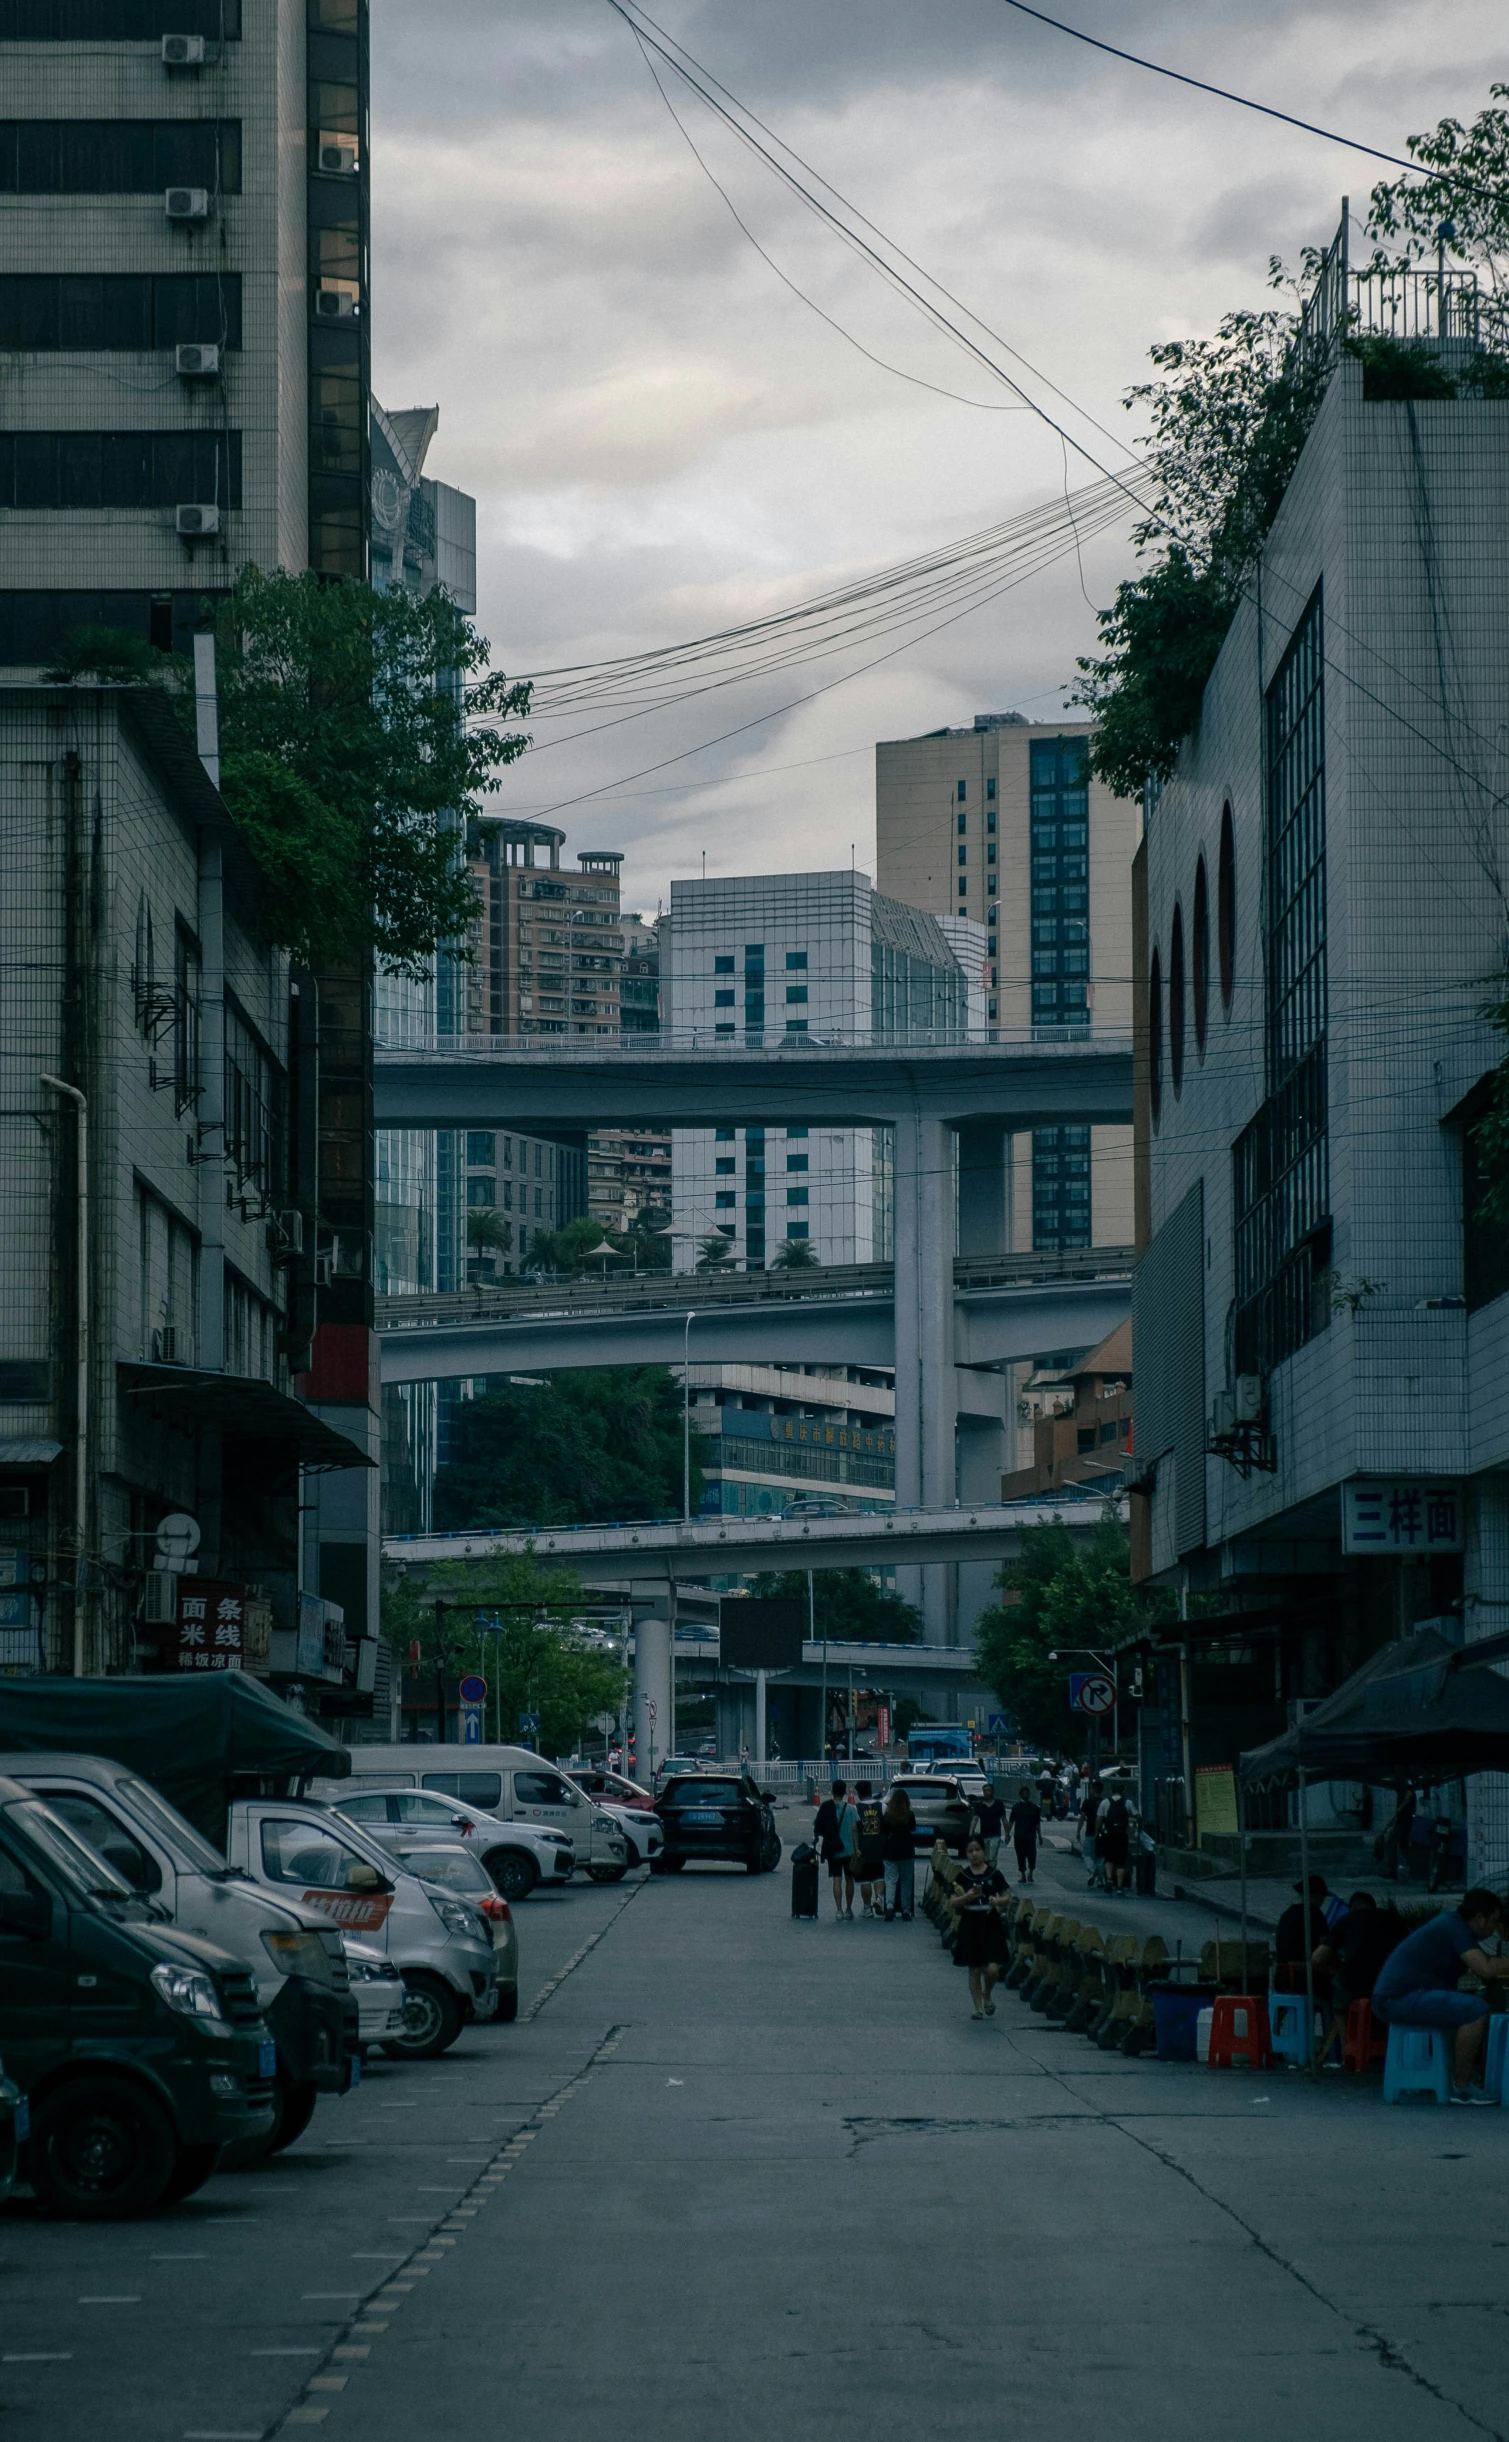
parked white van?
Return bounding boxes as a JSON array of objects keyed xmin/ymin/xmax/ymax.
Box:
[{"xmin": 312, "ymin": 1747, "xmax": 628, "ymax": 1881}]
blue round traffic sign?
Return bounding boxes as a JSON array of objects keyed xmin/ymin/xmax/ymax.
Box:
[{"xmin": 459, "ymin": 1673, "xmax": 487, "ymax": 1704}]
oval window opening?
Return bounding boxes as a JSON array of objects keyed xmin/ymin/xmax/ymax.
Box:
[
  {"xmin": 1218, "ymin": 803, "xmax": 1236, "ymax": 1013},
  {"xmin": 1148, "ymin": 944, "xmax": 1163, "ymax": 1129},
  {"xmin": 1192, "ymin": 855, "xmax": 1210, "ymax": 1059},
  {"xmin": 1169, "ymin": 905, "xmax": 1186, "ymax": 1098}
]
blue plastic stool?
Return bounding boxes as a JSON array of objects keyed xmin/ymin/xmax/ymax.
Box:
[
  {"xmin": 1486, "ymin": 2014, "xmax": 1509, "ymax": 2102},
  {"xmin": 1382, "ymin": 2021, "xmax": 1452, "ymax": 2105},
  {"xmin": 1268, "ymin": 1991, "xmax": 1315, "ymax": 2068}
]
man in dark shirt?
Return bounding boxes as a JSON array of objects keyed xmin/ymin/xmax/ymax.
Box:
[
  {"xmin": 1275, "ymin": 1876, "xmax": 1335, "ymax": 1990},
  {"xmin": 970, "ymin": 1783, "xmax": 1007, "ymax": 1868},
  {"xmin": 1009, "ymin": 1788, "xmax": 1042, "ymax": 1883},
  {"xmin": 1372, "ymin": 1889, "xmax": 1509, "ymax": 2101},
  {"xmin": 1317, "ymin": 1891, "xmax": 1404, "ymax": 2067}
]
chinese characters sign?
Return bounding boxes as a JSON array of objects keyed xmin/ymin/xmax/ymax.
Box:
[
  {"xmin": 1341, "ymin": 1481, "xmax": 1464, "ymax": 1556},
  {"xmin": 173, "ymin": 1580, "xmax": 247, "ymax": 1671}
]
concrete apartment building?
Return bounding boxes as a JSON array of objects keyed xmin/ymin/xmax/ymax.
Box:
[
  {"xmin": 0, "ymin": 681, "xmax": 371, "ymax": 1706},
  {"xmin": 1127, "ymin": 234, "xmax": 1509, "ymax": 1876},
  {"xmin": 0, "ymin": 0, "xmax": 369, "ymax": 673},
  {"xmin": 662, "ymin": 869, "xmax": 983, "ymax": 1272},
  {"xmin": 876, "ymin": 713, "xmax": 1135, "ymax": 1258}
]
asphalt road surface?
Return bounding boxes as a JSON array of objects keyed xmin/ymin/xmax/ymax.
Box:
[{"xmin": 8, "ymin": 1835, "xmax": 1509, "ymax": 2442}]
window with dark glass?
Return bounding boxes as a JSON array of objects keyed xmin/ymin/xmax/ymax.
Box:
[
  {"xmin": 1168, "ymin": 903, "xmax": 1185, "ymax": 1097},
  {"xmin": 1029, "ymin": 735, "xmax": 1091, "ymax": 1031},
  {"xmin": 0, "ymin": 121, "xmax": 240, "ymax": 193},
  {"xmin": 1192, "ymin": 855, "xmax": 1210, "ymax": 1058},
  {"xmin": 0, "ymin": 430, "xmax": 240, "ymax": 510},
  {"xmin": 1032, "ymin": 1124, "xmax": 1091, "ymax": 1250},
  {"xmin": 1233, "ymin": 593, "xmax": 1329, "ymax": 1377},
  {"xmin": 0, "ymin": 273, "xmax": 241, "ymax": 352},
  {"xmin": 0, "ymin": 0, "xmax": 241, "ymax": 31}
]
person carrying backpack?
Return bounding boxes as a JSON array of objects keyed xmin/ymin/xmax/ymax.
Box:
[
  {"xmin": 812, "ymin": 1778, "xmax": 858, "ymax": 1920},
  {"xmin": 1101, "ymin": 1789, "xmax": 1132, "ymax": 1892},
  {"xmin": 853, "ymin": 1783, "xmax": 888, "ymax": 1918}
]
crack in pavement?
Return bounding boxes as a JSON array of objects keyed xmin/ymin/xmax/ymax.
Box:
[{"xmin": 1018, "ymin": 2031, "xmax": 1506, "ymax": 2440}]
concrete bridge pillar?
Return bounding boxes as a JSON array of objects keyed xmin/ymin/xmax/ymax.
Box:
[
  {"xmin": 632, "ymin": 1610, "xmax": 672, "ymax": 1785},
  {"xmin": 956, "ymin": 1124, "xmax": 1011, "ymax": 1259},
  {"xmin": 893, "ymin": 1110, "xmax": 954, "ymax": 1642}
]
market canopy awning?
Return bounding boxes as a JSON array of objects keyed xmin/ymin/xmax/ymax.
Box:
[
  {"xmin": 118, "ymin": 1363, "xmax": 374, "ymax": 1473},
  {"xmin": 1239, "ymin": 1624, "xmax": 1509, "ymax": 1788}
]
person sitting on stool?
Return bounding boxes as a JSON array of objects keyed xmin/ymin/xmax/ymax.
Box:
[{"xmin": 1371, "ymin": 1889, "xmax": 1509, "ymax": 2104}]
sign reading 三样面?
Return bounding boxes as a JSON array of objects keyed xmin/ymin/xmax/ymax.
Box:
[
  {"xmin": 175, "ymin": 1580, "xmax": 246, "ymax": 1671},
  {"xmin": 1341, "ymin": 1481, "xmax": 1464, "ymax": 1556}
]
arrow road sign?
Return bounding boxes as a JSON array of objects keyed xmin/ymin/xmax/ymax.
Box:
[{"xmin": 1071, "ymin": 1672, "xmax": 1115, "ymax": 1717}]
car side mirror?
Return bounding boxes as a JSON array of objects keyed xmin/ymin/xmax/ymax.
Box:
[
  {"xmin": 760, "ymin": 1790, "xmax": 777, "ymax": 1803},
  {"xmin": 0, "ymin": 1887, "xmax": 51, "ymax": 1940},
  {"xmin": 346, "ymin": 1863, "xmax": 390, "ymax": 1895}
]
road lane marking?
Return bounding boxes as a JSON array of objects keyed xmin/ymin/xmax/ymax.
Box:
[
  {"xmin": 152, "ymin": 2253, "xmax": 209, "ymax": 2261},
  {"xmin": 78, "ymin": 2295, "xmax": 140, "ymax": 2304},
  {"xmin": 252, "ymin": 2348, "xmax": 323, "ymax": 2357},
  {"xmin": 302, "ymin": 2293, "xmax": 360, "ymax": 2301},
  {"xmin": 5, "ymin": 2352, "xmax": 73, "ymax": 2363}
]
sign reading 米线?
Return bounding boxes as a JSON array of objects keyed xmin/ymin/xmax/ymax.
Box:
[
  {"xmin": 172, "ymin": 1580, "xmax": 246, "ymax": 1672},
  {"xmin": 1341, "ymin": 1481, "xmax": 1464, "ymax": 1556}
]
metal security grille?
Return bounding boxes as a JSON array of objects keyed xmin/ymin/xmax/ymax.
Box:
[{"xmin": 1233, "ymin": 589, "xmax": 1330, "ymax": 1376}]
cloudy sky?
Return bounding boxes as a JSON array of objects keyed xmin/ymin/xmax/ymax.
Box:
[{"xmin": 371, "ymin": 0, "xmax": 1500, "ymax": 913}]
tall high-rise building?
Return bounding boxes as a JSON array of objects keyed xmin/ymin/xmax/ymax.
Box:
[
  {"xmin": 663, "ymin": 870, "xmax": 982, "ymax": 1272},
  {"xmin": 0, "ymin": 0, "xmax": 370, "ymax": 669},
  {"xmin": 876, "ymin": 712, "xmax": 1135, "ymax": 1256}
]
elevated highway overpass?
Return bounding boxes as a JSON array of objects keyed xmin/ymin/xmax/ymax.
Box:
[{"xmin": 376, "ymin": 1247, "xmax": 1132, "ymax": 1382}]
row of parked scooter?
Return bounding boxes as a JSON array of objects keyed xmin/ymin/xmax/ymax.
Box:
[{"xmin": 0, "ymin": 1734, "xmax": 639, "ymax": 2220}]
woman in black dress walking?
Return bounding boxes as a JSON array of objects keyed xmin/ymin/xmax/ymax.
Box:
[{"xmin": 948, "ymin": 1835, "xmax": 1010, "ymax": 2019}]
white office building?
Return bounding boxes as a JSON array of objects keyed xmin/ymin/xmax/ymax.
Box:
[{"xmin": 662, "ymin": 870, "xmax": 983, "ymax": 1272}]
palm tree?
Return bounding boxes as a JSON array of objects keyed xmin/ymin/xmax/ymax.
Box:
[
  {"xmin": 465, "ymin": 1207, "xmax": 511, "ymax": 1280},
  {"xmin": 696, "ymin": 1232, "xmax": 738, "ymax": 1270},
  {"xmin": 772, "ymin": 1236, "xmax": 819, "ymax": 1269}
]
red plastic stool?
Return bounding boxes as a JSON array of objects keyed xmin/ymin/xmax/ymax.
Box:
[
  {"xmin": 1342, "ymin": 1998, "xmax": 1387, "ymax": 2073},
  {"xmin": 1207, "ymin": 1994, "xmax": 1272, "ymax": 2069}
]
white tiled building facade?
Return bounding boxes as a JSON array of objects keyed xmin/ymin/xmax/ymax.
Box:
[{"xmin": 1133, "ymin": 298, "xmax": 1509, "ymax": 1875}]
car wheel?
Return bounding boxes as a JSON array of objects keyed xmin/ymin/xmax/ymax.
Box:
[
  {"xmin": 761, "ymin": 1835, "xmax": 783, "ymax": 1874},
  {"xmin": 660, "ymin": 1855, "xmax": 686, "ymax": 1872},
  {"xmin": 220, "ymin": 2066, "xmax": 319, "ymax": 2169},
  {"xmin": 29, "ymin": 2078, "xmax": 179, "ymax": 2220},
  {"xmin": 493, "ymin": 1986, "xmax": 519, "ymax": 2023},
  {"xmin": 158, "ymin": 2142, "xmax": 222, "ymax": 2206},
  {"xmin": 745, "ymin": 1853, "xmax": 763, "ymax": 1874},
  {"xmin": 588, "ymin": 1862, "xmax": 628, "ymax": 1883},
  {"xmin": 487, "ymin": 1849, "xmax": 539, "ymax": 1903},
  {"xmin": 385, "ymin": 1973, "xmax": 464, "ymax": 2061}
]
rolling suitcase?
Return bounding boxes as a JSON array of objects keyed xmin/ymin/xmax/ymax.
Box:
[{"xmin": 791, "ymin": 1841, "xmax": 820, "ymax": 1919}]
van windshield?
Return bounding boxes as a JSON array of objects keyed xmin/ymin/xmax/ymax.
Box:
[
  {"xmin": 7, "ymin": 1798, "xmax": 135, "ymax": 1902},
  {"xmin": 121, "ymin": 1777, "xmax": 231, "ymax": 1874}
]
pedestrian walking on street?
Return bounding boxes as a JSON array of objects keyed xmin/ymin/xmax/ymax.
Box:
[
  {"xmin": 813, "ymin": 1778, "xmax": 858, "ymax": 1919},
  {"xmin": 970, "ymin": 1782, "xmax": 1006, "ymax": 1868},
  {"xmin": 948, "ymin": 1836, "xmax": 1010, "ymax": 2017},
  {"xmin": 1009, "ymin": 1786, "xmax": 1041, "ymax": 1882},
  {"xmin": 1100, "ymin": 1789, "xmax": 1132, "ymax": 1893},
  {"xmin": 881, "ymin": 1785, "xmax": 917, "ymax": 1920},
  {"xmin": 853, "ymin": 1783, "xmax": 888, "ymax": 1917}
]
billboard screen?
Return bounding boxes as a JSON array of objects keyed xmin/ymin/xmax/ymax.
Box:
[{"xmin": 720, "ymin": 1599, "xmax": 805, "ymax": 1671}]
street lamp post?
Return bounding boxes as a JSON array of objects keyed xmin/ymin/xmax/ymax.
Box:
[{"xmin": 682, "ymin": 1309, "xmax": 695, "ymax": 1522}]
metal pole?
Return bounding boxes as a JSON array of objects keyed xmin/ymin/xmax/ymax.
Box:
[
  {"xmin": 812, "ymin": 1568, "xmax": 824, "ymax": 1771},
  {"xmin": 42, "ymin": 1075, "xmax": 87, "ymax": 1675},
  {"xmin": 683, "ymin": 1311, "xmax": 694, "ymax": 1520},
  {"xmin": 1238, "ymin": 1774, "xmax": 1249, "ymax": 1992},
  {"xmin": 1298, "ymin": 1762, "xmax": 1317, "ymax": 2075}
]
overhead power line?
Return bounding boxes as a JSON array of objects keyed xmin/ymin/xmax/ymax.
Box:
[{"xmin": 991, "ymin": 0, "xmax": 1500, "ymax": 205}]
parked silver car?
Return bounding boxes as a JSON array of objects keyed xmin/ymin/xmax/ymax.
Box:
[
  {"xmin": 334, "ymin": 1786, "xmax": 574, "ymax": 1904},
  {"xmin": 376, "ymin": 1838, "xmax": 520, "ymax": 2021},
  {"xmin": 343, "ymin": 1937, "xmax": 408, "ymax": 2052},
  {"xmin": 885, "ymin": 1775, "xmax": 974, "ymax": 1856}
]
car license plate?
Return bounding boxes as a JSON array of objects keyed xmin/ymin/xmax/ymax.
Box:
[
  {"xmin": 682, "ymin": 1809, "xmax": 723, "ymax": 1825},
  {"xmin": 14, "ymin": 2098, "xmax": 28, "ymax": 2143},
  {"xmin": 258, "ymin": 2040, "xmax": 276, "ymax": 2079}
]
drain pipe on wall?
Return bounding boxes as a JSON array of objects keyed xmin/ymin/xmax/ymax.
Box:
[
  {"xmin": 41, "ymin": 1074, "xmax": 87, "ymax": 1674},
  {"xmin": 194, "ymin": 633, "xmax": 226, "ymax": 1380}
]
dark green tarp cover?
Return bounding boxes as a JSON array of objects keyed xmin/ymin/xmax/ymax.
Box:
[
  {"xmin": 1238, "ymin": 1626, "xmax": 1509, "ymax": 1789},
  {"xmin": 0, "ymin": 1675, "xmax": 349, "ymax": 1840}
]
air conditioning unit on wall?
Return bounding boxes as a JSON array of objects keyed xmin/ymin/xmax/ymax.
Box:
[
  {"xmin": 176, "ymin": 503, "xmax": 220, "ymax": 537},
  {"xmin": 161, "ymin": 32, "xmax": 207, "ymax": 65},
  {"xmin": 175, "ymin": 341, "xmax": 220, "ymax": 378},
  {"xmin": 165, "ymin": 186, "xmax": 210, "ymax": 221}
]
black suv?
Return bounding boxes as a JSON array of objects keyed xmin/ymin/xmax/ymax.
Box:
[{"xmin": 653, "ymin": 1776, "xmax": 781, "ymax": 1875}]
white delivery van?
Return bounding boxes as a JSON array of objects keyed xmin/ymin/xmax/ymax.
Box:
[{"xmin": 312, "ymin": 1746, "xmax": 628, "ymax": 1881}]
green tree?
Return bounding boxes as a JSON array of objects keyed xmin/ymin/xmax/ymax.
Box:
[
  {"xmin": 1367, "ymin": 87, "xmax": 1509, "ymax": 289},
  {"xmin": 432, "ymin": 1367, "xmax": 706, "ymax": 1530},
  {"xmin": 465, "ymin": 1208, "xmax": 512, "ymax": 1262},
  {"xmin": 383, "ymin": 1552, "xmax": 626, "ymax": 1759},
  {"xmin": 771, "ymin": 1236, "xmax": 819, "ymax": 1269},
  {"xmin": 973, "ymin": 1518, "xmax": 1153, "ymax": 1754},
  {"xmin": 748, "ymin": 1567, "xmax": 921, "ymax": 1643},
  {"xmin": 49, "ymin": 567, "xmax": 531, "ymax": 975},
  {"xmin": 697, "ymin": 1234, "xmax": 737, "ymax": 1270}
]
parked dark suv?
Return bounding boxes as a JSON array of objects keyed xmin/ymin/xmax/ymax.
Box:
[{"xmin": 653, "ymin": 1776, "xmax": 781, "ymax": 1875}]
